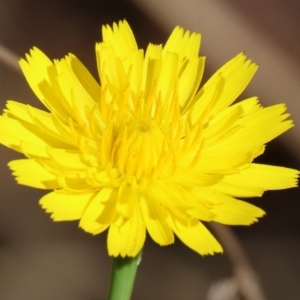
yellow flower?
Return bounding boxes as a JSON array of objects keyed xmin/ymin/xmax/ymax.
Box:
[{"xmin": 0, "ymin": 21, "xmax": 298, "ymax": 257}]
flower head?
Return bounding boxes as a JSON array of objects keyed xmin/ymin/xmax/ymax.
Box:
[{"xmin": 0, "ymin": 21, "xmax": 298, "ymax": 257}]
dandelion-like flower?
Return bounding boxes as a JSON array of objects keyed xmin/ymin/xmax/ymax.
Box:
[{"xmin": 0, "ymin": 21, "xmax": 298, "ymax": 257}]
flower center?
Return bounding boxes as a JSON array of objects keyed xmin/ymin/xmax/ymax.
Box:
[{"xmin": 113, "ymin": 117, "xmax": 167, "ymax": 185}]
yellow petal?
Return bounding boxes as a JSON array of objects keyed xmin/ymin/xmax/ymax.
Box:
[
  {"xmin": 79, "ymin": 187, "xmax": 116, "ymax": 234},
  {"xmin": 56, "ymin": 176, "xmax": 94, "ymax": 192},
  {"xmin": 108, "ymin": 201, "xmax": 146, "ymax": 257},
  {"xmin": 163, "ymin": 26, "xmax": 201, "ymax": 60},
  {"xmin": 179, "ymin": 57, "xmax": 205, "ymax": 112},
  {"xmin": 209, "ymin": 52, "xmax": 258, "ymax": 115},
  {"xmin": 212, "ymin": 180, "xmax": 264, "ymax": 198},
  {"xmin": 189, "ymin": 53, "xmax": 257, "ymax": 125},
  {"xmin": 19, "ymin": 141, "xmax": 49, "ymax": 158},
  {"xmin": 224, "ymin": 163, "xmax": 299, "ymax": 190},
  {"xmin": 19, "ymin": 48, "xmax": 70, "ymax": 119},
  {"xmin": 203, "ymin": 104, "xmax": 244, "ymax": 143},
  {"xmin": 40, "ymin": 190, "xmax": 94, "ymax": 221},
  {"xmin": 157, "ymin": 52, "xmax": 178, "ymax": 106},
  {"xmin": 168, "ymin": 211, "xmax": 223, "ymax": 255},
  {"xmin": 116, "ymin": 182, "xmax": 136, "ymax": 218},
  {"xmin": 140, "ymin": 195, "xmax": 174, "ymax": 245},
  {"xmin": 188, "ymin": 73, "xmax": 225, "ymax": 126},
  {"xmin": 212, "ymin": 104, "xmax": 293, "ymax": 153},
  {"xmin": 102, "ymin": 20, "xmax": 138, "ymax": 58},
  {"xmin": 47, "ymin": 148, "xmax": 96, "ymax": 170},
  {"xmin": 56, "ymin": 54, "xmax": 100, "ymax": 126},
  {"xmin": 211, "ymin": 197, "xmax": 265, "ymax": 225},
  {"xmin": 173, "ymin": 170, "xmax": 223, "ymax": 187},
  {"xmin": 96, "ymin": 45, "xmax": 127, "ymax": 93},
  {"xmin": 152, "ymin": 182, "xmax": 215, "ymax": 221},
  {"xmin": 192, "ymin": 187, "xmax": 265, "ymax": 225},
  {"xmin": 142, "ymin": 44, "xmax": 162, "ymax": 98},
  {"xmin": 19, "ymin": 47, "xmax": 55, "ymax": 110},
  {"xmin": 0, "ymin": 115, "xmax": 69, "ymax": 152},
  {"xmin": 67, "ymin": 54, "xmax": 100, "ymax": 102},
  {"xmin": 4, "ymin": 101, "xmax": 32, "ymax": 123},
  {"xmin": 4, "ymin": 101, "xmax": 75, "ymax": 148},
  {"xmin": 126, "ymin": 49, "xmax": 144, "ymax": 97},
  {"xmin": 197, "ymin": 149, "xmax": 256, "ymax": 174},
  {"xmin": 9, "ymin": 159, "xmax": 58, "ymax": 189}
]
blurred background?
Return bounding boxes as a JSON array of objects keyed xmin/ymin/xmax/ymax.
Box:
[{"xmin": 0, "ymin": 0, "xmax": 299, "ymax": 299}]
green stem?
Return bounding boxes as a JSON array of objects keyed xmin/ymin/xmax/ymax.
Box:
[{"xmin": 107, "ymin": 251, "xmax": 142, "ymax": 300}]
